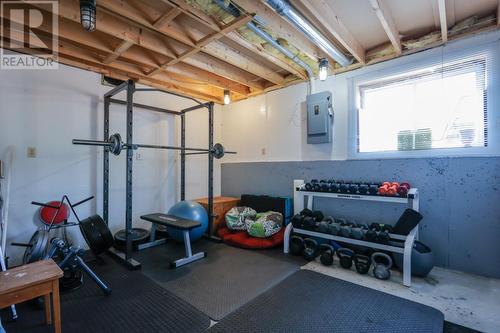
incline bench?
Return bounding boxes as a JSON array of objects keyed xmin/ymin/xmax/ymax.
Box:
[{"xmin": 140, "ymin": 213, "xmax": 207, "ymax": 268}]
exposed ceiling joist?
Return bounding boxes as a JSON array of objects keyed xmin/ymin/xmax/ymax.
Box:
[
  {"xmin": 369, "ymin": 0, "xmax": 402, "ymax": 55},
  {"xmin": 153, "ymin": 7, "xmax": 182, "ymax": 29},
  {"xmin": 103, "ymin": 40, "xmax": 134, "ymax": 64},
  {"xmin": 292, "ymin": 0, "xmax": 365, "ymax": 64}
]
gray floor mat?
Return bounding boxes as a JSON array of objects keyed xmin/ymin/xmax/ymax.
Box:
[
  {"xmin": 208, "ymin": 269, "xmax": 444, "ymax": 333},
  {"xmin": 133, "ymin": 239, "xmax": 304, "ymax": 320}
]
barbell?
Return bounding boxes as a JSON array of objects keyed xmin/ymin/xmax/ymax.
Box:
[{"xmin": 72, "ymin": 133, "xmax": 236, "ymax": 159}]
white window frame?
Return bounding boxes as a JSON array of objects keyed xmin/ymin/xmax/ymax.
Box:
[{"xmin": 347, "ymin": 35, "xmax": 500, "ymax": 160}]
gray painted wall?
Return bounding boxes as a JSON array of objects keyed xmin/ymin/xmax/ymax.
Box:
[{"xmin": 221, "ymin": 157, "xmax": 500, "ymax": 278}]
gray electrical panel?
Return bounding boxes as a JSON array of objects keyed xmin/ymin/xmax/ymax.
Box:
[{"xmin": 307, "ymin": 91, "xmax": 333, "ymax": 144}]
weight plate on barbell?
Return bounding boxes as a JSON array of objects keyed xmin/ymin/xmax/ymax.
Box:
[
  {"xmin": 109, "ymin": 133, "xmax": 123, "ymax": 156},
  {"xmin": 23, "ymin": 229, "xmax": 49, "ymax": 264},
  {"xmin": 212, "ymin": 143, "xmax": 225, "ymax": 159}
]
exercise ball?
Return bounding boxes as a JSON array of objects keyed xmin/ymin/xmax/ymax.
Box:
[
  {"xmin": 167, "ymin": 201, "xmax": 208, "ymax": 242},
  {"xmin": 393, "ymin": 241, "xmax": 434, "ymax": 277}
]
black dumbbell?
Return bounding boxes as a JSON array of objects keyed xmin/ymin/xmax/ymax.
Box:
[
  {"xmin": 300, "ymin": 208, "xmax": 313, "ymax": 217},
  {"xmin": 365, "ymin": 227, "xmax": 378, "ymax": 242},
  {"xmin": 351, "ymin": 223, "xmax": 367, "ymax": 240},
  {"xmin": 368, "ymin": 184, "xmax": 379, "ymax": 195},
  {"xmin": 348, "ymin": 183, "xmax": 359, "ymax": 194},
  {"xmin": 319, "ymin": 244, "xmax": 335, "ymax": 266},
  {"xmin": 317, "ymin": 221, "xmax": 330, "ymax": 233},
  {"xmin": 302, "ymin": 216, "xmax": 317, "ymax": 230},
  {"xmin": 320, "ymin": 180, "xmax": 330, "ymax": 192},
  {"xmin": 289, "ymin": 236, "xmax": 304, "ymax": 256},
  {"xmin": 312, "ymin": 210, "xmax": 324, "ymax": 222},
  {"xmin": 377, "ymin": 225, "xmax": 393, "ymax": 244},
  {"xmin": 358, "ymin": 184, "xmax": 369, "ymax": 195},
  {"xmin": 303, "ymin": 238, "xmax": 318, "ymax": 261},
  {"xmin": 339, "ymin": 183, "xmax": 349, "ymax": 193},
  {"xmin": 291, "ymin": 214, "xmax": 305, "ymax": 228},
  {"xmin": 354, "ymin": 254, "xmax": 371, "ymax": 274},
  {"xmin": 337, "ymin": 248, "xmax": 355, "ymax": 269},
  {"xmin": 329, "ymin": 182, "xmax": 339, "ymax": 192}
]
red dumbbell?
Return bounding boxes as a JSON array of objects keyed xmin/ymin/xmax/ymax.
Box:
[{"xmin": 397, "ymin": 182, "xmax": 411, "ymax": 197}]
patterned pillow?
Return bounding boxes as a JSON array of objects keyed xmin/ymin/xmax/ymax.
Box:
[
  {"xmin": 225, "ymin": 206, "xmax": 257, "ymax": 231},
  {"xmin": 246, "ymin": 211, "xmax": 283, "ymax": 238}
]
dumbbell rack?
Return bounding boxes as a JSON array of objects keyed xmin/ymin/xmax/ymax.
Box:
[{"xmin": 284, "ymin": 179, "xmax": 420, "ymax": 287}]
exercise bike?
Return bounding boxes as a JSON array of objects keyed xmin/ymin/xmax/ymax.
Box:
[{"xmin": 12, "ymin": 195, "xmax": 114, "ymax": 295}]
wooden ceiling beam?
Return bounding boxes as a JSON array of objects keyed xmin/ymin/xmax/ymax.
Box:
[
  {"xmin": 153, "ymin": 7, "xmax": 182, "ymax": 29},
  {"xmin": 103, "ymin": 40, "xmax": 134, "ymax": 64},
  {"xmin": 369, "ymin": 0, "xmax": 402, "ymax": 55},
  {"xmin": 437, "ymin": 0, "xmax": 448, "ymax": 43},
  {"xmin": 95, "ymin": 0, "xmax": 278, "ymax": 86},
  {"xmin": 292, "ymin": 0, "xmax": 365, "ymax": 64},
  {"xmin": 147, "ymin": 15, "xmax": 253, "ymax": 77},
  {"xmin": 160, "ymin": 0, "xmax": 221, "ymax": 32},
  {"xmin": 36, "ymin": 0, "xmax": 260, "ymax": 92}
]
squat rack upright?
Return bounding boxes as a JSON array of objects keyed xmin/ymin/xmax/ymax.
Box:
[{"xmin": 78, "ymin": 80, "xmax": 229, "ymax": 269}]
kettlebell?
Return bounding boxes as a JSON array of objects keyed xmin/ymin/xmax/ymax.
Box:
[
  {"xmin": 302, "ymin": 216, "xmax": 317, "ymax": 230},
  {"xmin": 319, "ymin": 244, "xmax": 335, "ymax": 266},
  {"xmin": 303, "ymin": 238, "xmax": 318, "ymax": 261},
  {"xmin": 339, "ymin": 221, "xmax": 353, "ymax": 238},
  {"xmin": 372, "ymin": 252, "xmax": 393, "ymax": 280},
  {"xmin": 289, "ymin": 235, "xmax": 304, "ymax": 256},
  {"xmin": 354, "ymin": 254, "xmax": 371, "ymax": 274},
  {"xmin": 337, "ymin": 248, "xmax": 355, "ymax": 269}
]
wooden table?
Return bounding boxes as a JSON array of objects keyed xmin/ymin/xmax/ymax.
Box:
[{"xmin": 0, "ymin": 260, "xmax": 63, "ymax": 333}]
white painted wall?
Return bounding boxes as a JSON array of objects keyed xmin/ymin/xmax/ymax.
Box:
[
  {"xmin": 0, "ymin": 62, "xmax": 221, "ymax": 265},
  {"xmin": 221, "ymin": 30, "xmax": 500, "ymax": 162}
]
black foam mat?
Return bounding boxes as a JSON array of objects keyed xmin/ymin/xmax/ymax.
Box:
[
  {"xmin": 1, "ymin": 255, "xmax": 210, "ymax": 333},
  {"xmin": 208, "ymin": 269, "xmax": 444, "ymax": 333}
]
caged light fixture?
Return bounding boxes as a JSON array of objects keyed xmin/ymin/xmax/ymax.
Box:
[
  {"xmin": 319, "ymin": 58, "xmax": 329, "ymax": 81},
  {"xmin": 80, "ymin": 0, "xmax": 96, "ymax": 32}
]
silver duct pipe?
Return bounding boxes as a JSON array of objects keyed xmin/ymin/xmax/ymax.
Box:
[
  {"xmin": 213, "ymin": 0, "xmax": 315, "ymax": 93},
  {"xmin": 266, "ymin": 0, "xmax": 352, "ymax": 68},
  {"xmin": 246, "ymin": 22, "xmax": 315, "ymax": 93}
]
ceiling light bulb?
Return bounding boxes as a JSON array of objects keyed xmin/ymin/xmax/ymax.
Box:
[
  {"xmin": 319, "ymin": 58, "xmax": 329, "ymax": 81},
  {"xmin": 80, "ymin": 0, "xmax": 96, "ymax": 32},
  {"xmin": 224, "ymin": 90, "xmax": 231, "ymax": 105}
]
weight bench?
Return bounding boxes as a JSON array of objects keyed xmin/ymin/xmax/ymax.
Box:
[{"xmin": 140, "ymin": 213, "xmax": 207, "ymax": 268}]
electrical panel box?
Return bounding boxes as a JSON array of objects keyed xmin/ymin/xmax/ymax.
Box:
[{"xmin": 307, "ymin": 91, "xmax": 333, "ymax": 144}]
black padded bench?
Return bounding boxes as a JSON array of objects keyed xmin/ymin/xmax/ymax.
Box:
[{"xmin": 140, "ymin": 213, "xmax": 206, "ymax": 268}]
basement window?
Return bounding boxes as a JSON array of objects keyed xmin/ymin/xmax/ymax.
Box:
[{"xmin": 356, "ymin": 55, "xmax": 488, "ymax": 154}]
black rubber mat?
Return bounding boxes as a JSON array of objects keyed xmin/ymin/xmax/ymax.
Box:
[
  {"xmin": 133, "ymin": 239, "xmax": 304, "ymax": 320},
  {"xmin": 0, "ymin": 255, "xmax": 210, "ymax": 333},
  {"xmin": 208, "ymin": 269, "xmax": 444, "ymax": 333}
]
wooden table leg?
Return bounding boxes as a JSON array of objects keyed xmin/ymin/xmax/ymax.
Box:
[
  {"xmin": 52, "ymin": 280, "xmax": 61, "ymax": 333},
  {"xmin": 44, "ymin": 293, "xmax": 52, "ymax": 325}
]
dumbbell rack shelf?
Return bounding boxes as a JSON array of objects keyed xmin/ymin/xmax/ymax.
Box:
[{"xmin": 284, "ymin": 180, "xmax": 420, "ymax": 287}]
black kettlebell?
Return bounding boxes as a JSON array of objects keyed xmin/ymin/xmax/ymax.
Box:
[
  {"xmin": 365, "ymin": 227, "xmax": 378, "ymax": 242},
  {"xmin": 372, "ymin": 252, "xmax": 393, "ymax": 280},
  {"xmin": 289, "ymin": 236, "xmax": 304, "ymax": 256},
  {"xmin": 337, "ymin": 248, "xmax": 355, "ymax": 269},
  {"xmin": 303, "ymin": 238, "xmax": 318, "ymax": 261},
  {"xmin": 319, "ymin": 244, "xmax": 335, "ymax": 266},
  {"xmin": 354, "ymin": 254, "xmax": 372, "ymax": 274}
]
